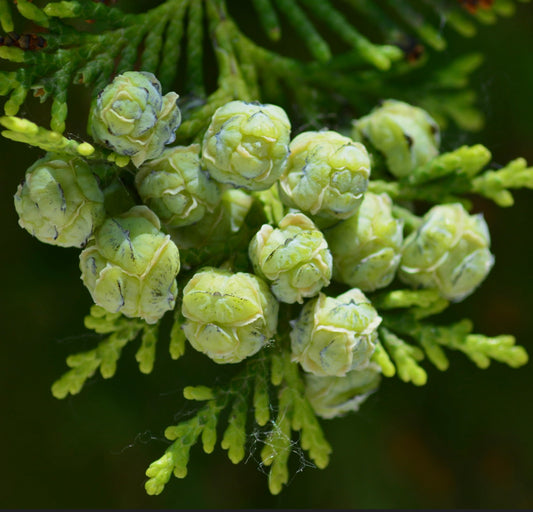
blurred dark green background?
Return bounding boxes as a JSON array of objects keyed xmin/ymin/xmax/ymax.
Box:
[{"xmin": 1, "ymin": 2, "xmax": 532, "ymax": 508}]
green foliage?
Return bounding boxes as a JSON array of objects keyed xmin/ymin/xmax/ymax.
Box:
[
  {"xmin": 379, "ymin": 327, "xmax": 427, "ymax": 386},
  {"xmin": 262, "ymin": 348, "xmax": 332, "ymax": 490},
  {"xmin": 0, "ymin": 116, "xmax": 95, "ymax": 156},
  {"xmin": 369, "ymin": 144, "xmax": 533, "ymax": 208},
  {"xmin": 2, "ymin": 0, "xmax": 532, "ymax": 502},
  {"xmin": 370, "ymin": 289, "xmax": 528, "ymax": 385},
  {"xmin": 136, "ymin": 324, "xmax": 159, "ymax": 374},
  {"xmin": 472, "ymin": 157, "xmax": 533, "ymax": 206},
  {"xmin": 51, "ymin": 305, "xmax": 151, "ymax": 398},
  {"xmin": 169, "ymin": 307, "xmax": 187, "ymax": 360},
  {"xmin": 0, "ymin": 0, "xmax": 528, "ymax": 138},
  {"xmin": 145, "ymin": 353, "xmax": 268, "ymax": 492},
  {"xmin": 144, "ymin": 345, "xmax": 332, "ymax": 496}
]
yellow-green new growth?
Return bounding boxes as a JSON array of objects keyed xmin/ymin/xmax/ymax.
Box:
[
  {"xmin": 0, "ymin": 116, "xmax": 95, "ymax": 156},
  {"xmin": 399, "ymin": 203, "xmax": 494, "ymax": 301},
  {"xmin": 89, "ymin": 71, "xmax": 181, "ymax": 167},
  {"xmin": 262, "ymin": 349, "xmax": 332, "ymax": 494},
  {"xmin": 353, "ymin": 99, "xmax": 440, "ymax": 178},
  {"xmin": 379, "ymin": 327, "xmax": 427, "ymax": 386},
  {"xmin": 79, "ymin": 206, "xmax": 180, "ymax": 324},
  {"xmin": 181, "ymin": 267, "xmax": 278, "ymax": 363},
  {"xmin": 278, "ymin": 130, "xmax": 371, "ymax": 220},
  {"xmin": 325, "ymin": 192, "xmax": 403, "ymax": 291},
  {"xmin": 291, "ymin": 289, "xmax": 382, "ymax": 377},
  {"xmin": 135, "ymin": 144, "xmax": 221, "ymax": 227},
  {"xmin": 52, "ymin": 305, "xmax": 148, "ymax": 399},
  {"xmin": 249, "ymin": 212, "xmax": 332, "ymax": 304},
  {"xmin": 305, "ymin": 365, "xmax": 382, "ymax": 419},
  {"xmin": 14, "ymin": 153, "xmax": 105, "ymax": 248}
]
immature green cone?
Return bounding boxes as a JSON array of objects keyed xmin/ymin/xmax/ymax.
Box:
[
  {"xmin": 352, "ymin": 99, "xmax": 440, "ymax": 178},
  {"xmin": 291, "ymin": 289, "xmax": 382, "ymax": 376},
  {"xmin": 135, "ymin": 144, "xmax": 220, "ymax": 227},
  {"xmin": 79, "ymin": 206, "xmax": 180, "ymax": 324},
  {"xmin": 278, "ymin": 131, "xmax": 370, "ymax": 220},
  {"xmin": 170, "ymin": 188, "xmax": 252, "ymax": 248},
  {"xmin": 305, "ymin": 365, "xmax": 381, "ymax": 419},
  {"xmin": 181, "ymin": 268, "xmax": 278, "ymax": 363},
  {"xmin": 89, "ymin": 71, "xmax": 181, "ymax": 167},
  {"xmin": 249, "ymin": 213, "xmax": 332, "ymax": 304},
  {"xmin": 14, "ymin": 153, "xmax": 105, "ymax": 248},
  {"xmin": 201, "ymin": 101, "xmax": 291, "ymax": 190},
  {"xmin": 325, "ymin": 192, "xmax": 403, "ymax": 291},
  {"xmin": 399, "ymin": 203, "xmax": 494, "ymax": 301}
]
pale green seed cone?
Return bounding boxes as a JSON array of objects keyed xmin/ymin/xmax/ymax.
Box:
[
  {"xmin": 278, "ymin": 130, "xmax": 370, "ymax": 220},
  {"xmin": 291, "ymin": 289, "xmax": 382, "ymax": 377},
  {"xmin": 135, "ymin": 144, "xmax": 220, "ymax": 227},
  {"xmin": 181, "ymin": 267, "xmax": 278, "ymax": 363},
  {"xmin": 399, "ymin": 203, "xmax": 494, "ymax": 301},
  {"xmin": 305, "ymin": 364, "xmax": 381, "ymax": 419},
  {"xmin": 14, "ymin": 153, "xmax": 105, "ymax": 248},
  {"xmin": 201, "ymin": 101, "xmax": 291, "ymax": 190},
  {"xmin": 170, "ymin": 188, "xmax": 253, "ymax": 249},
  {"xmin": 79, "ymin": 205, "xmax": 180, "ymax": 323},
  {"xmin": 353, "ymin": 99, "xmax": 440, "ymax": 178},
  {"xmin": 168, "ymin": 188, "xmax": 254, "ymax": 270},
  {"xmin": 89, "ymin": 71, "xmax": 181, "ymax": 167},
  {"xmin": 325, "ymin": 192, "xmax": 403, "ymax": 291},
  {"xmin": 249, "ymin": 212, "xmax": 332, "ymax": 304}
]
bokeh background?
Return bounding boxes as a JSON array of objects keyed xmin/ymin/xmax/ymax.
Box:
[{"xmin": 1, "ymin": 1, "xmax": 532, "ymax": 508}]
